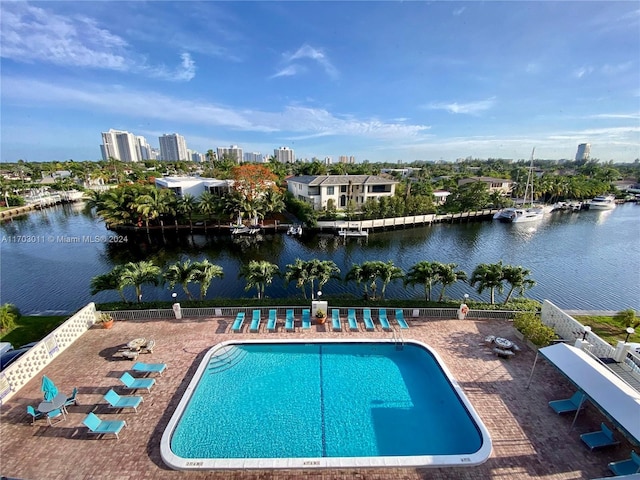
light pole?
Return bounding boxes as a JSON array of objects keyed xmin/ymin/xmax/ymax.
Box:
[
  {"xmin": 582, "ymin": 325, "xmax": 591, "ymax": 341},
  {"xmin": 625, "ymin": 327, "xmax": 635, "ymax": 343},
  {"xmin": 172, "ymin": 292, "xmax": 177, "ymax": 300},
  {"xmin": 317, "ymin": 291, "xmax": 322, "ymax": 300}
]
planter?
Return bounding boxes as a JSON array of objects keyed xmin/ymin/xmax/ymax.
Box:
[
  {"xmin": 102, "ymin": 319, "xmax": 114, "ymax": 329},
  {"xmin": 316, "ymin": 316, "xmax": 327, "ymax": 325}
]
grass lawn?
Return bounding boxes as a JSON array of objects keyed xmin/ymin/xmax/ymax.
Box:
[
  {"xmin": 0, "ymin": 316, "xmax": 67, "ymax": 348},
  {"xmin": 573, "ymin": 315, "xmax": 639, "ymax": 346}
]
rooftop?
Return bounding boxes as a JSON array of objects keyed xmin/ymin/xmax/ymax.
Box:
[{"xmin": 1, "ymin": 313, "xmax": 634, "ymax": 479}]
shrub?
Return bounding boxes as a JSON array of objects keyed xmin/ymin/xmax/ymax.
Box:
[
  {"xmin": 614, "ymin": 309, "xmax": 638, "ymax": 328},
  {"xmin": 0, "ymin": 303, "xmax": 21, "ymax": 332},
  {"xmin": 513, "ymin": 311, "xmax": 556, "ymax": 347}
]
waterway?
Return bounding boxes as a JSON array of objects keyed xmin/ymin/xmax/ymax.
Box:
[{"xmin": 1, "ymin": 202, "xmax": 638, "ymax": 314}]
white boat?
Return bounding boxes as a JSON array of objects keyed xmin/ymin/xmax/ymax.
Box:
[
  {"xmin": 588, "ymin": 195, "xmax": 616, "ymax": 210},
  {"xmin": 287, "ymin": 225, "xmax": 303, "ymax": 236},
  {"xmin": 493, "ymin": 148, "xmax": 545, "ymax": 224},
  {"xmin": 338, "ymin": 228, "xmax": 369, "ymax": 237}
]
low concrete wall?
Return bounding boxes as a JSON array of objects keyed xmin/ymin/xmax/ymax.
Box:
[{"xmin": 0, "ymin": 303, "xmax": 97, "ymax": 405}]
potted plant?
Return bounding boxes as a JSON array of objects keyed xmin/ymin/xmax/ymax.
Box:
[
  {"xmin": 315, "ymin": 309, "xmax": 327, "ymax": 325},
  {"xmin": 98, "ymin": 312, "xmax": 115, "ymax": 329}
]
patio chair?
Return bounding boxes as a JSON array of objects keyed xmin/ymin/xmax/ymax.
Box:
[
  {"xmin": 580, "ymin": 423, "xmax": 620, "ymax": 451},
  {"xmin": 104, "ymin": 389, "xmax": 143, "ymax": 413},
  {"xmin": 250, "ymin": 309, "xmax": 262, "ymax": 333},
  {"xmin": 64, "ymin": 387, "xmax": 79, "ymax": 408},
  {"xmin": 608, "ymin": 451, "xmax": 640, "ymax": 476},
  {"xmin": 285, "ymin": 309, "xmax": 295, "ymax": 332},
  {"xmin": 132, "ymin": 362, "xmax": 167, "ymax": 376},
  {"xmin": 140, "ymin": 339, "xmax": 155, "ymax": 354},
  {"xmin": 83, "ymin": 412, "xmax": 126, "ymax": 440},
  {"xmin": 26, "ymin": 405, "xmax": 44, "ymax": 425},
  {"xmin": 332, "ymin": 309, "xmax": 341, "ymax": 332},
  {"xmin": 119, "ymin": 372, "xmax": 155, "ymax": 393},
  {"xmin": 363, "ymin": 309, "xmax": 375, "ymax": 331},
  {"xmin": 348, "ymin": 309, "xmax": 358, "ymax": 331},
  {"xmin": 267, "ymin": 309, "xmax": 277, "ymax": 332},
  {"xmin": 46, "ymin": 407, "xmax": 66, "ymax": 426},
  {"xmin": 231, "ymin": 312, "xmax": 245, "ymax": 333},
  {"xmin": 548, "ymin": 391, "xmax": 586, "ymax": 415},
  {"xmin": 378, "ymin": 309, "xmax": 391, "ymax": 331},
  {"xmin": 395, "ymin": 309, "xmax": 409, "ymax": 329},
  {"xmin": 302, "ymin": 309, "xmax": 311, "ymax": 329}
]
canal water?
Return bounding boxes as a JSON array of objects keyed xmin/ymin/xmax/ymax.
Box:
[{"xmin": 1, "ymin": 202, "xmax": 638, "ymax": 314}]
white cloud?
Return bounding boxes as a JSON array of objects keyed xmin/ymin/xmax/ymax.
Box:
[
  {"xmin": 601, "ymin": 62, "xmax": 633, "ymax": 76},
  {"xmin": 452, "ymin": 7, "xmax": 466, "ymax": 16},
  {"xmin": 427, "ymin": 97, "xmax": 496, "ymax": 115},
  {"xmin": 0, "ymin": 2, "xmax": 196, "ymax": 81},
  {"xmin": 274, "ymin": 43, "xmax": 338, "ymax": 79},
  {"xmin": 573, "ymin": 66, "xmax": 594, "ymax": 78}
]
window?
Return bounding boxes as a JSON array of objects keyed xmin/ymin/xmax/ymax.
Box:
[
  {"xmin": 327, "ymin": 186, "xmax": 334, "ymax": 195},
  {"xmin": 340, "ymin": 185, "xmax": 347, "ymax": 193}
]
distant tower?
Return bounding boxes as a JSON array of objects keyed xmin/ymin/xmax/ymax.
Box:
[{"xmin": 576, "ymin": 143, "xmax": 591, "ymax": 161}]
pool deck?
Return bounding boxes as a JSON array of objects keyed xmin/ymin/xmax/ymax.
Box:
[{"xmin": 0, "ymin": 314, "xmax": 634, "ymax": 479}]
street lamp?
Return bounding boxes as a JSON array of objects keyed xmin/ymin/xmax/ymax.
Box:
[
  {"xmin": 171, "ymin": 292, "xmax": 177, "ymax": 300},
  {"xmin": 625, "ymin": 327, "xmax": 635, "ymax": 343},
  {"xmin": 463, "ymin": 294, "xmax": 469, "ymax": 302},
  {"xmin": 317, "ymin": 291, "xmax": 322, "ymax": 301},
  {"xmin": 582, "ymin": 325, "xmax": 591, "ymax": 341}
]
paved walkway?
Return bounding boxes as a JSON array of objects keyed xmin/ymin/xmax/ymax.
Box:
[{"xmin": 0, "ymin": 314, "xmax": 634, "ymax": 479}]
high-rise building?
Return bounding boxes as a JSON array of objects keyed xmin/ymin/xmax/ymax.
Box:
[
  {"xmin": 576, "ymin": 143, "xmax": 591, "ymax": 161},
  {"xmin": 137, "ymin": 136, "xmax": 152, "ymax": 161},
  {"xmin": 159, "ymin": 133, "xmax": 188, "ymax": 161},
  {"xmin": 217, "ymin": 145, "xmax": 243, "ymax": 163},
  {"xmin": 339, "ymin": 155, "xmax": 356, "ymax": 164},
  {"xmin": 243, "ymin": 152, "xmax": 264, "ymax": 163},
  {"xmin": 274, "ymin": 146, "xmax": 295, "ymax": 163},
  {"xmin": 100, "ymin": 129, "xmax": 141, "ymax": 162}
]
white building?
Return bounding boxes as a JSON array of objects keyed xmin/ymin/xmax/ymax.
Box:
[
  {"xmin": 576, "ymin": 143, "xmax": 591, "ymax": 161},
  {"xmin": 155, "ymin": 176, "xmax": 232, "ymax": 198},
  {"xmin": 243, "ymin": 152, "xmax": 264, "ymax": 163},
  {"xmin": 217, "ymin": 145, "xmax": 243, "ymax": 163},
  {"xmin": 274, "ymin": 146, "xmax": 295, "ymax": 163},
  {"xmin": 159, "ymin": 133, "xmax": 189, "ymax": 161},
  {"xmin": 100, "ymin": 129, "xmax": 141, "ymax": 162},
  {"xmin": 287, "ymin": 174, "xmax": 397, "ymax": 211},
  {"xmin": 339, "ymin": 155, "xmax": 355, "ymax": 164},
  {"xmin": 137, "ymin": 136, "xmax": 152, "ymax": 161}
]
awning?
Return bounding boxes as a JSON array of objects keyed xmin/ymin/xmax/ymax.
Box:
[{"xmin": 531, "ymin": 343, "xmax": 640, "ymax": 444}]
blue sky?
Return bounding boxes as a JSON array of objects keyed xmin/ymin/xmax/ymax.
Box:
[{"xmin": 1, "ymin": 1, "xmax": 639, "ymax": 163}]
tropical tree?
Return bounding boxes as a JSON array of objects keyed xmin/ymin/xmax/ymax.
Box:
[
  {"xmin": 372, "ymin": 260, "xmax": 404, "ymax": 300},
  {"xmin": 197, "ymin": 191, "xmax": 220, "ymax": 229},
  {"xmin": 0, "ymin": 303, "xmax": 20, "ymax": 332},
  {"xmin": 164, "ymin": 260, "xmax": 198, "ymax": 299},
  {"xmin": 284, "ymin": 259, "xmax": 310, "ymax": 298},
  {"xmin": 470, "ymin": 262, "xmax": 505, "ymax": 304},
  {"xmin": 240, "ymin": 260, "xmax": 279, "ymax": 299},
  {"xmin": 121, "ymin": 261, "xmax": 161, "ymax": 302},
  {"xmin": 345, "ymin": 261, "xmax": 384, "ymax": 300},
  {"xmin": 435, "ymin": 263, "xmax": 468, "ymax": 302},
  {"xmin": 191, "ymin": 260, "xmax": 224, "ymax": 300},
  {"xmin": 176, "ymin": 193, "xmax": 198, "ymax": 231},
  {"xmin": 502, "ymin": 265, "xmax": 536, "ymax": 303},
  {"xmin": 135, "ymin": 187, "xmax": 177, "ymax": 232},
  {"xmin": 313, "ymin": 259, "xmax": 341, "ymax": 294},
  {"xmin": 404, "ymin": 261, "xmax": 440, "ymax": 301},
  {"xmin": 90, "ymin": 265, "xmax": 128, "ymax": 302}
]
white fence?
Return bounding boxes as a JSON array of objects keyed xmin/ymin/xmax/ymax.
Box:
[{"xmin": 0, "ymin": 303, "xmax": 97, "ymax": 405}]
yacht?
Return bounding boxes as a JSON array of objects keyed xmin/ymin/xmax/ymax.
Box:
[{"xmin": 588, "ymin": 195, "xmax": 616, "ymax": 211}]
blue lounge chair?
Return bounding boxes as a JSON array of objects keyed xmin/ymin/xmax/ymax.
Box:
[
  {"xmin": 348, "ymin": 309, "xmax": 358, "ymax": 331},
  {"xmin": 132, "ymin": 362, "xmax": 167, "ymax": 376},
  {"xmin": 83, "ymin": 412, "xmax": 126, "ymax": 440},
  {"xmin": 26, "ymin": 405, "xmax": 44, "ymax": 425},
  {"xmin": 267, "ymin": 309, "xmax": 277, "ymax": 332},
  {"xmin": 231, "ymin": 312, "xmax": 245, "ymax": 333},
  {"xmin": 64, "ymin": 387, "xmax": 79, "ymax": 408},
  {"xmin": 549, "ymin": 391, "xmax": 586, "ymax": 415},
  {"xmin": 609, "ymin": 451, "xmax": 640, "ymax": 476},
  {"xmin": 580, "ymin": 423, "xmax": 620, "ymax": 451},
  {"xmin": 250, "ymin": 310, "xmax": 261, "ymax": 332},
  {"xmin": 285, "ymin": 309, "xmax": 295, "ymax": 332},
  {"xmin": 378, "ymin": 309, "xmax": 391, "ymax": 331},
  {"xmin": 395, "ymin": 309, "xmax": 409, "ymax": 329},
  {"xmin": 104, "ymin": 389, "xmax": 143, "ymax": 413},
  {"xmin": 302, "ymin": 309, "xmax": 311, "ymax": 329},
  {"xmin": 332, "ymin": 309, "xmax": 341, "ymax": 331},
  {"xmin": 119, "ymin": 372, "xmax": 155, "ymax": 393},
  {"xmin": 363, "ymin": 309, "xmax": 375, "ymax": 331}
]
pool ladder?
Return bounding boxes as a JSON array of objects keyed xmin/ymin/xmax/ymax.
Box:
[{"xmin": 391, "ymin": 328, "xmax": 405, "ymax": 350}]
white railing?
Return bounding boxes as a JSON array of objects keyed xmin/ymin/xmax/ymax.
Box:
[{"xmin": 0, "ymin": 303, "xmax": 97, "ymax": 404}]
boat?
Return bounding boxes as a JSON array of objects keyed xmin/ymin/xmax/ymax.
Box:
[
  {"xmin": 588, "ymin": 195, "xmax": 616, "ymax": 211},
  {"xmin": 287, "ymin": 225, "xmax": 303, "ymax": 236},
  {"xmin": 231, "ymin": 225, "xmax": 261, "ymax": 235},
  {"xmin": 493, "ymin": 148, "xmax": 545, "ymax": 224},
  {"xmin": 338, "ymin": 228, "xmax": 369, "ymax": 237}
]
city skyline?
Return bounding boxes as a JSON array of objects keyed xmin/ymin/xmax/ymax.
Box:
[{"xmin": 1, "ymin": 1, "xmax": 639, "ymax": 163}]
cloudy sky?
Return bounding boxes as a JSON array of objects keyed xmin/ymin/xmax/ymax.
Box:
[{"xmin": 1, "ymin": 1, "xmax": 639, "ymax": 163}]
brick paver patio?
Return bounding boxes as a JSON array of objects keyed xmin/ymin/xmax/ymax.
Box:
[{"xmin": 0, "ymin": 313, "xmax": 632, "ymax": 479}]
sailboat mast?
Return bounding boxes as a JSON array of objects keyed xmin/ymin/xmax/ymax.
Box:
[{"xmin": 523, "ymin": 147, "xmax": 535, "ymax": 207}]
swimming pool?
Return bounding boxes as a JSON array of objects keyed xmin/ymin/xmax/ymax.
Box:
[{"xmin": 161, "ymin": 339, "xmax": 492, "ymax": 470}]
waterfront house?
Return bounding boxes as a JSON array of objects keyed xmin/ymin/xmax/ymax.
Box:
[
  {"xmin": 155, "ymin": 176, "xmax": 232, "ymax": 198},
  {"xmin": 457, "ymin": 176, "xmax": 513, "ymax": 195},
  {"xmin": 286, "ymin": 174, "xmax": 397, "ymax": 211}
]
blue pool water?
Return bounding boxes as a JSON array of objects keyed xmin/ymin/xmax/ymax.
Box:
[{"xmin": 162, "ymin": 340, "xmax": 491, "ymax": 469}]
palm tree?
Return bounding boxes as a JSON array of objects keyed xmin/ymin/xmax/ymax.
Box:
[
  {"xmin": 470, "ymin": 262, "xmax": 504, "ymax": 305},
  {"xmin": 345, "ymin": 263, "xmax": 369, "ymax": 299},
  {"xmin": 435, "ymin": 263, "xmax": 467, "ymax": 302},
  {"xmin": 313, "ymin": 259, "xmax": 341, "ymax": 294},
  {"xmin": 121, "ymin": 261, "xmax": 161, "ymax": 303},
  {"xmin": 240, "ymin": 260, "xmax": 279, "ymax": 299},
  {"xmin": 90, "ymin": 265, "xmax": 128, "ymax": 302},
  {"xmin": 373, "ymin": 260, "xmax": 403, "ymax": 300},
  {"xmin": 197, "ymin": 191, "xmax": 220, "ymax": 229},
  {"xmin": 176, "ymin": 193, "xmax": 197, "ymax": 231},
  {"xmin": 135, "ymin": 188, "xmax": 176, "ymax": 232},
  {"xmin": 404, "ymin": 261, "xmax": 439, "ymax": 301},
  {"xmin": 284, "ymin": 259, "xmax": 310, "ymax": 298},
  {"xmin": 191, "ymin": 260, "xmax": 224, "ymax": 300},
  {"xmin": 346, "ymin": 261, "xmax": 380, "ymax": 300},
  {"xmin": 502, "ymin": 265, "xmax": 536, "ymax": 303},
  {"xmin": 164, "ymin": 260, "xmax": 198, "ymax": 299}
]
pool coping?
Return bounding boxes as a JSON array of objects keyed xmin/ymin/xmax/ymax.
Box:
[{"xmin": 160, "ymin": 338, "xmax": 493, "ymax": 470}]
